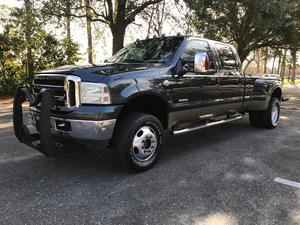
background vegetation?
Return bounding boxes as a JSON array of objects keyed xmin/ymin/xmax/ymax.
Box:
[{"xmin": 0, "ymin": 0, "xmax": 299, "ymax": 96}]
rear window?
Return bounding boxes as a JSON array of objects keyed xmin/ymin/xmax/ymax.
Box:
[{"xmin": 215, "ymin": 44, "xmax": 237, "ymax": 70}]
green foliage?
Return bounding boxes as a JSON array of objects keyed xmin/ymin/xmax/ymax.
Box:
[
  {"xmin": 0, "ymin": 5, "xmax": 80, "ymax": 96},
  {"xmin": 183, "ymin": 0, "xmax": 299, "ymax": 62},
  {"xmin": 32, "ymin": 32, "xmax": 80, "ymax": 71},
  {"xmin": 283, "ymin": 79, "xmax": 300, "ymax": 85},
  {"xmin": 0, "ymin": 62, "xmax": 26, "ymax": 96}
]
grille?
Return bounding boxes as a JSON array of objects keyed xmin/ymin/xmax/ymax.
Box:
[{"xmin": 33, "ymin": 75, "xmax": 81, "ymax": 110}]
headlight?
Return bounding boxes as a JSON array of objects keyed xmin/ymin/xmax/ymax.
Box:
[{"xmin": 80, "ymin": 82, "xmax": 111, "ymax": 104}]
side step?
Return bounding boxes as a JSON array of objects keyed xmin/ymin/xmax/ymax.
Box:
[{"xmin": 171, "ymin": 115, "xmax": 243, "ymax": 135}]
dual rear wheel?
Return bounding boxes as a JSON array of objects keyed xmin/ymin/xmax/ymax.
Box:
[{"xmin": 249, "ymin": 97, "xmax": 280, "ymax": 129}]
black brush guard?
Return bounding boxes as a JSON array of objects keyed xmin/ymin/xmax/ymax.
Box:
[{"xmin": 13, "ymin": 86, "xmax": 59, "ymax": 157}]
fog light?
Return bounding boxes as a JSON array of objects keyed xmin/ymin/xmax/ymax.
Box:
[{"xmin": 55, "ymin": 120, "xmax": 71, "ymax": 131}]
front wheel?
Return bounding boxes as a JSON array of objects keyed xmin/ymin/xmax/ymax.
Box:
[
  {"xmin": 113, "ymin": 113, "xmax": 165, "ymax": 172},
  {"xmin": 249, "ymin": 97, "xmax": 280, "ymax": 129}
]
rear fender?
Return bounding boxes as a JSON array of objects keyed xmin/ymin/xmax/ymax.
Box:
[{"xmin": 246, "ymin": 80, "xmax": 281, "ymax": 111}]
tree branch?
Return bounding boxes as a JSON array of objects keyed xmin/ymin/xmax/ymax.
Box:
[
  {"xmin": 125, "ymin": 0, "xmax": 164, "ymax": 25},
  {"xmin": 104, "ymin": 0, "xmax": 113, "ymax": 22}
]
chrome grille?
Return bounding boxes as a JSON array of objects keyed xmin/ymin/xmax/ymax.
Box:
[{"xmin": 33, "ymin": 75, "xmax": 81, "ymax": 110}]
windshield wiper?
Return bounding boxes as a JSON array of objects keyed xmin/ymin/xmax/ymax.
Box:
[
  {"xmin": 144, "ymin": 60, "xmax": 167, "ymax": 64},
  {"xmin": 121, "ymin": 59, "xmax": 144, "ymax": 63}
]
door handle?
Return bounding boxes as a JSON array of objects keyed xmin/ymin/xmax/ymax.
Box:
[
  {"xmin": 225, "ymin": 72, "xmax": 235, "ymax": 76},
  {"xmin": 216, "ymin": 77, "xmax": 221, "ymax": 86},
  {"xmin": 162, "ymin": 80, "xmax": 176, "ymax": 87}
]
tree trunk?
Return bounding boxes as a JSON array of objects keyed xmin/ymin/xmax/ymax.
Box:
[
  {"xmin": 237, "ymin": 46, "xmax": 249, "ymax": 64},
  {"xmin": 24, "ymin": 0, "xmax": 34, "ymax": 82},
  {"xmin": 280, "ymin": 49, "xmax": 287, "ymax": 82},
  {"xmin": 256, "ymin": 50, "xmax": 260, "ymax": 73},
  {"xmin": 65, "ymin": 0, "xmax": 72, "ymax": 63},
  {"xmin": 66, "ymin": 17, "xmax": 71, "ymax": 42},
  {"xmin": 263, "ymin": 47, "xmax": 268, "ymax": 73},
  {"xmin": 85, "ymin": 0, "xmax": 93, "ymax": 64},
  {"xmin": 147, "ymin": 5, "xmax": 155, "ymax": 37},
  {"xmin": 111, "ymin": 25, "xmax": 126, "ymax": 55},
  {"xmin": 155, "ymin": 0, "xmax": 166, "ymax": 36},
  {"xmin": 277, "ymin": 49, "xmax": 282, "ymax": 74},
  {"xmin": 291, "ymin": 49, "xmax": 297, "ymax": 83},
  {"xmin": 271, "ymin": 48, "xmax": 278, "ymax": 74},
  {"xmin": 65, "ymin": 0, "xmax": 71, "ymax": 41}
]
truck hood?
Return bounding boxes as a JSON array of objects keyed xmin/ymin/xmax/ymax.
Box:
[{"xmin": 37, "ymin": 63, "xmax": 166, "ymax": 78}]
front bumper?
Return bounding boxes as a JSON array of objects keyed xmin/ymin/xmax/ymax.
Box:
[
  {"xmin": 13, "ymin": 86, "xmax": 122, "ymax": 157},
  {"xmin": 31, "ymin": 111, "xmax": 116, "ymax": 141}
]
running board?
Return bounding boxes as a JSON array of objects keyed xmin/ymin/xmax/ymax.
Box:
[{"xmin": 171, "ymin": 115, "xmax": 243, "ymax": 135}]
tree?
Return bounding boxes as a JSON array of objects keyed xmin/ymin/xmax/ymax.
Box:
[
  {"xmin": 271, "ymin": 48, "xmax": 279, "ymax": 74},
  {"xmin": 141, "ymin": 0, "xmax": 190, "ymax": 38},
  {"xmin": 183, "ymin": 0, "xmax": 297, "ymax": 63},
  {"xmin": 24, "ymin": 0, "xmax": 34, "ymax": 81},
  {"xmin": 53, "ymin": 0, "xmax": 164, "ymax": 54},
  {"xmin": 290, "ymin": 49, "xmax": 298, "ymax": 83},
  {"xmin": 0, "ymin": 6, "xmax": 80, "ymax": 95},
  {"xmin": 108, "ymin": 0, "xmax": 165, "ymax": 54},
  {"xmin": 41, "ymin": 0, "xmax": 80, "ymax": 63},
  {"xmin": 280, "ymin": 49, "xmax": 288, "ymax": 81},
  {"xmin": 143, "ymin": 0, "xmax": 166, "ymax": 37},
  {"xmin": 277, "ymin": 50, "xmax": 283, "ymax": 74},
  {"xmin": 84, "ymin": 0, "xmax": 93, "ymax": 63},
  {"xmin": 262, "ymin": 47, "xmax": 268, "ymax": 73}
]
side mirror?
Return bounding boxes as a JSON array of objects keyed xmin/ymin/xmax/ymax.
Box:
[
  {"xmin": 194, "ymin": 52, "xmax": 209, "ymax": 74},
  {"xmin": 175, "ymin": 57, "xmax": 191, "ymax": 77}
]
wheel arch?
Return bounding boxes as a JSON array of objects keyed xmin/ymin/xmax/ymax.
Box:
[
  {"xmin": 270, "ymin": 86, "xmax": 282, "ymax": 101},
  {"xmin": 117, "ymin": 92, "xmax": 170, "ymax": 129}
]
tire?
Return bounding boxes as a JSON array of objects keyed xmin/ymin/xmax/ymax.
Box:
[
  {"xmin": 113, "ymin": 113, "xmax": 165, "ymax": 172},
  {"xmin": 249, "ymin": 97, "xmax": 280, "ymax": 129},
  {"xmin": 249, "ymin": 111, "xmax": 261, "ymax": 127}
]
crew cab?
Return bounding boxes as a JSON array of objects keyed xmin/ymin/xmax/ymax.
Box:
[{"xmin": 13, "ymin": 36, "xmax": 283, "ymax": 172}]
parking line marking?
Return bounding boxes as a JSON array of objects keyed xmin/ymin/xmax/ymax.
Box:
[{"xmin": 274, "ymin": 177, "xmax": 300, "ymax": 189}]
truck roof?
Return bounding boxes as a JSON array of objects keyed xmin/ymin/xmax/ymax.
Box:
[{"xmin": 144, "ymin": 35, "xmax": 233, "ymax": 47}]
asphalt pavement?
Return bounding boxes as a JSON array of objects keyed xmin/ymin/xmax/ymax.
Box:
[{"xmin": 0, "ymin": 88, "xmax": 299, "ymax": 225}]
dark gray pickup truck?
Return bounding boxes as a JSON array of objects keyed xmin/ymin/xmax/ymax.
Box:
[{"xmin": 13, "ymin": 36, "xmax": 283, "ymax": 171}]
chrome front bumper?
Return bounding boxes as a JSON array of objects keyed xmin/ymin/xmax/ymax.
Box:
[{"xmin": 33, "ymin": 115, "xmax": 116, "ymax": 141}]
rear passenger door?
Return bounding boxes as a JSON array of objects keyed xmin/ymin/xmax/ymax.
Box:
[{"xmin": 214, "ymin": 43, "xmax": 244, "ymax": 112}]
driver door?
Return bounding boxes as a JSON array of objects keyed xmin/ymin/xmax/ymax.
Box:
[{"xmin": 167, "ymin": 39, "xmax": 220, "ymax": 126}]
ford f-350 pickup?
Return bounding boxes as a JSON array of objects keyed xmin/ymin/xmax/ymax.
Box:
[{"xmin": 13, "ymin": 36, "xmax": 283, "ymax": 171}]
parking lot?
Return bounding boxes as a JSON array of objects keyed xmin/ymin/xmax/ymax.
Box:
[{"xmin": 0, "ymin": 88, "xmax": 299, "ymax": 225}]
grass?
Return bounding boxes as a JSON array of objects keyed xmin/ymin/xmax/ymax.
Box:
[{"xmin": 283, "ymin": 79, "xmax": 300, "ymax": 85}]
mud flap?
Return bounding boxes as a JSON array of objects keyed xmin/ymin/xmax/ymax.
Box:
[{"xmin": 13, "ymin": 86, "xmax": 59, "ymax": 157}]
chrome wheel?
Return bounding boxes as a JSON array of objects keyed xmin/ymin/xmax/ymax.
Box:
[
  {"xmin": 131, "ymin": 126, "xmax": 158, "ymax": 162},
  {"xmin": 271, "ymin": 102, "xmax": 280, "ymax": 125}
]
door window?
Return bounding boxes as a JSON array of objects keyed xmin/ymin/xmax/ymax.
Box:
[
  {"xmin": 215, "ymin": 44, "xmax": 237, "ymax": 70},
  {"xmin": 181, "ymin": 40, "xmax": 215, "ymax": 70}
]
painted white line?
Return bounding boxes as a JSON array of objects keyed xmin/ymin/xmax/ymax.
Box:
[{"xmin": 274, "ymin": 177, "xmax": 300, "ymax": 189}]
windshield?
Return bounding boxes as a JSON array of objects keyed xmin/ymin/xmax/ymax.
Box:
[{"xmin": 107, "ymin": 37, "xmax": 184, "ymax": 65}]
